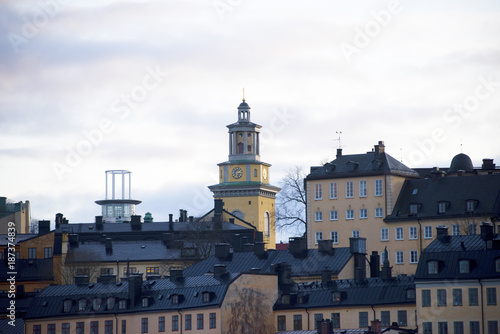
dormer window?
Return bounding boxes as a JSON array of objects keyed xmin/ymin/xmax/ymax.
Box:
[
  {"xmin": 172, "ymin": 294, "xmax": 179, "ymax": 305},
  {"xmin": 409, "ymin": 204, "xmax": 418, "ymax": 215},
  {"xmin": 281, "ymin": 294, "xmax": 290, "ymax": 305},
  {"xmin": 332, "ymin": 291, "xmax": 341, "ymax": 304},
  {"xmin": 459, "ymin": 260, "xmax": 470, "ymax": 274},
  {"xmin": 92, "ymin": 298, "xmax": 102, "ymax": 311},
  {"xmin": 406, "ymin": 289, "xmax": 416, "ymax": 300},
  {"xmin": 347, "ymin": 161, "xmax": 359, "ymax": 171},
  {"xmin": 438, "ymin": 202, "xmax": 448, "ymax": 214},
  {"xmin": 78, "ymin": 299, "xmax": 87, "ymax": 312},
  {"xmin": 428, "ymin": 260, "xmax": 439, "ymax": 274},
  {"xmin": 202, "ymin": 292, "xmax": 211, "ymax": 303},
  {"xmin": 466, "ymin": 200, "xmax": 477, "ymax": 212},
  {"xmin": 141, "ymin": 297, "xmax": 149, "ymax": 308},
  {"xmin": 63, "ymin": 299, "xmax": 72, "ymax": 312},
  {"xmin": 106, "ymin": 297, "xmax": 116, "ymax": 310},
  {"xmin": 118, "ymin": 299, "xmax": 127, "ymax": 310}
]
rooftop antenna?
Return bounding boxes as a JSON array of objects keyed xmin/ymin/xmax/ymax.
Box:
[
  {"xmin": 460, "ymin": 138, "xmax": 463, "ymax": 153},
  {"xmin": 400, "ymin": 148, "xmax": 403, "ymax": 163},
  {"xmin": 242, "ymin": 88, "xmax": 245, "ymax": 102},
  {"xmin": 335, "ymin": 131, "xmax": 342, "ymax": 148}
]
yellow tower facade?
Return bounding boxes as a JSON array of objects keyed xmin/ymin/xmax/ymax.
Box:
[{"xmin": 209, "ymin": 99, "xmax": 280, "ymax": 248}]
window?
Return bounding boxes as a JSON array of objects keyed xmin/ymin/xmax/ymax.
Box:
[
  {"xmin": 375, "ymin": 207, "xmax": 383, "ymax": 218},
  {"xmin": 409, "ymin": 204, "xmax": 418, "ymax": 215},
  {"xmin": 410, "ymin": 250, "xmax": 418, "ymax": 264},
  {"xmin": 466, "ymin": 200, "xmax": 476, "ymax": 212},
  {"xmin": 407, "ymin": 289, "xmax": 416, "ymax": 299},
  {"xmin": 315, "ymin": 211, "xmax": 323, "ymax": 222},
  {"xmin": 172, "ymin": 315, "xmax": 179, "ymax": 331},
  {"xmin": 438, "ymin": 202, "xmax": 447, "ymax": 213},
  {"xmin": 453, "ymin": 289, "xmax": 462, "ymax": 306},
  {"xmin": 141, "ymin": 297, "xmax": 149, "ymax": 308},
  {"xmin": 105, "ymin": 320, "xmax": 113, "ymax": 334},
  {"xmin": 359, "ymin": 208, "xmax": 367, "ymax": 219},
  {"xmin": 422, "ymin": 289, "xmax": 431, "ymax": 307},
  {"xmin": 172, "ymin": 295, "xmax": 179, "ymax": 305},
  {"xmin": 90, "ymin": 321, "xmax": 99, "ymax": 334},
  {"xmin": 281, "ymin": 294, "xmax": 290, "ymax": 304},
  {"xmin": 375, "ymin": 179, "xmax": 383, "ymax": 196},
  {"xmin": 459, "ymin": 260, "xmax": 470, "ymax": 273},
  {"xmin": 487, "ymin": 287, "xmax": 497, "ymax": 305},
  {"xmin": 381, "ymin": 228, "xmax": 389, "ymax": 241},
  {"xmin": 62, "ymin": 323, "xmax": 70, "ymax": 334},
  {"xmin": 331, "ymin": 313, "xmax": 340, "ymax": 328},
  {"xmin": 488, "ymin": 321, "xmax": 498, "ymax": 334},
  {"xmin": 439, "ymin": 322, "xmax": 448, "ymax": 334},
  {"xmin": 202, "ymin": 292, "xmax": 211, "ymax": 303},
  {"xmin": 452, "ymin": 224, "xmax": 460, "ymax": 236},
  {"xmin": 44, "ymin": 247, "xmax": 52, "ymax": 258},
  {"xmin": 470, "ymin": 322, "xmax": 480, "ymax": 334},
  {"xmin": 346, "ymin": 181, "xmax": 354, "ymax": 198},
  {"xmin": 123, "ymin": 267, "xmax": 137, "ymax": 275},
  {"xmin": 277, "ymin": 315, "xmax": 286, "ymax": 331},
  {"xmin": 28, "ymin": 247, "xmax": 36, "ymax": 259},
  {"xmin": 63, "ymin": 299, "xmax": 72, "ymax": 312},
  {"xmin": 264, "ymin": 211, "xmax": 270, "ymax": 237},
  {"xmin": 33, "ymin": 325, "xmax": 42, "ymax": 334},
  {"xmin": 424, "ymin": 226, "xmax": 433, "ymax": 239},
  {"xmin": 209, "ymin": 313, "xmax": 216, "ymax": 329},
  {"xmin": 454, "ymin": 322, "xmax": 464, "ymax": 334},
  {"xmin": 185, "ymin": 314, "xmax": 192, "ymax": 330},
  {"xmin": 381, "ymin": 311, "xmax": 390, "ymax": 326},
  {"xmin": 359, "ymin": 180, "xmax": 367, "ymax": 197},
  {"xmin": 359, "ymin": 311, "xmax": 368, "ymax": 327},
  {"xmin": 438, "ymin": 289, "xmax": 447, "ymax": 306},
  {"xmin": 352, "ymin": 230, "xmax": 360, "ymax": 238},
  {"xmin": 294, "ymin": 314, "xmax": 303, "ymax": 330},
  {"xmin": 346, "ymin": 209, "xmax": 354, "ymax": 220},
  {"xmin": 423, "ymin": 322, "xmax": 433, "ymax": 334},
  {"xmin": 330, "ymin": 210, "xmax": 338, "ymax": 220},
  {"xmin": 118, "ymin": 299, "xmax": 127, "ymax": 310},
  {"xmin": 76, "ymin": 322, "xmax": 84, "ymax": 334},
  {"xmin": 101, "ymin": 268, "xmax": 113, "ymax": 275},
  {"xmin": 409, "ymin": 226, "xmax": 418, "ymax": 239},
  {"xmin": 396, "ymin": 251, "xmax": 404, "ymax": 264},
  {"xmin": 315, "ymin": 231, "xmax": 323, "ymax": 244},
  {"xmin": 93, "ymin": 298, "xmax": 102, "ymax": 311},
  {"xmin": 398, "ymin": 310, "xmax": 407, "ymax": 326},
  {"xmin": 330, "ymin": 182, "xmax": 338, "ymax": 199},
  {"xmin": 314, "ymin": 314, "xmax": 323, "ymax": 330},
  {"xmin": 77, "ymin": 268, "xmax": 90, "ymax": 276},
  {"xmin": 141, "ymin": 318, "xmax": 148, "ymax": 333},
  {"xmin": 121, "ymin": 320, "xmax": 126, "ymax": 334},
  {"xmin": 396, "ymin": 227, "xmax": 404, "ymax": 240},
  {"xmin": 159, "ymin": 316, "xmax": 165, "ymax": 332},
  {"xmin": 428, "ymin": 261, "xmax": 439, "ymax": 274},
  {"xmin": 315, "ymin": 184, "xmax": 322, "ymax": 200},
  {"xmin": 331, "ymin": 231, "xmax": 339, "ymax": 244},
  {"xmin": 197, "ymin": 314, "xmax": 204, "ymax": 329},
  {"xmin": 48, "ymin": 324, "xmax": 56, "ymax": 334},
  {"xmin": 468, "ymin": 288, "xmax": 479, "ymax": 306}
]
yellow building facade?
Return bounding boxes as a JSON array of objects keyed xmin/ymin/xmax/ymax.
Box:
[{"xmin": 209, "ymin": 99, "xmax": 280, "ymax": 248}]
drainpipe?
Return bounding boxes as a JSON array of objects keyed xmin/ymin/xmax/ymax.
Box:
[
  {"xmin": 479, "ymin": 279, "xmax": 484, "ymax": 334},
  {"xmin": 114, "ymin": 313, "xmax": 118, "ymax": 334},
  {"xmin": 371, "ymin": 305, "xmax": 376, "ymax": 322},
  {"xmin": 305, "ymin": 308, "xmax": 310, "ymax": 330},
  {"xmin": 178, "ymin": 309, "xmax": 183, "ymax": 334},
  {"xmin": 116, "ymin": 260, "xmax": 119, "ymax": 282},
  {"xmin": 417, "ymin": 218, "xmax": 423, "ymax": 254}
]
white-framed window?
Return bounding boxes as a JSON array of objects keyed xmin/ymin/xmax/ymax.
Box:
[
  {"xmin": 466, "ymin": 200, "xmax": 475, "ymax": 212},
  {"xmin": 330, "ymin": 210, "xmax": 338, "ymax": 221},
  {"xmin": 359, "ymin": 208, "xmax": 367, "ymax": 219},
  {"xmin": 409, "ymin": 204, "xmax": 418, "ymax": 215},
  {"xmin": 315, "ymin": 231, "xmax": 323, "ymax": 244},
  {"xmin": 438, "ymin": 202, "xmax": 447, "ymax": 213},
  {"xmin": 346, "ymin": 209, "xmax": 354, "ymax": 220},
  {"xmin": 331, "ymin": 231, "xmax": 339, "ymax": 244},
  {"xmin": 315, "ymin": 184, "xmax": 322, "ymax": 200},
  {"xmin": 424, "ymin": 226, "xmax": 433, "ymax": 239},
  {"xmin": 375, "ymin": 207, "xmax": 383, "ymax": 218},
  {"xmin": 468, "ymin": 223, "xmax": 477, "ymax": 235},
  {"xmin": 329, "ymin": 182, "xmax": 338, "ymax": 199},
  {"xmin": 315, "ymin": 211, "xmax": 323, "ymax": 222},
  {"xmin": 452, "ymin": 224, "xmax": 460, "ymax": 236},
  {"xmin": 395, "ymin": 227, "xmax": 404, "ymax": 240},
  {"xmin": 459, "ymin": 260, "xmax": 470, "ymax": 274},
  {"xmin": 410, "ymin": 250, "xmax": 418, "ymax": 263},
  {"xmin": 375, "ymin": 179, "xmax": 383, "ymax": 196},
  {"xmin": 381, "ymin": 228, "xmax": 389, "ymax": 241},
  {"xmin": 428, "ymin": 260, "xmax": 439, "ymax": 274},
  {"xmin": 409, "ymin": 226, "xmax": 418, "ymax": 240},
  {"xmin": 359, "ymin": 180, "xmax": 367, "ymax": 197},
  {"xmin": 396, "ymin": 251, "xmax": 404, "ymax": 264},
  {"xmin": 381, "ymin": 250, "xmax": 389, "ymax": 263},
  {"xmin": 346, "ymin": 181, "xmax": 353, "ymax": 198},
  {"xmin": 352, "ymin": 230, "xmax": 360, "ymax": 238}
]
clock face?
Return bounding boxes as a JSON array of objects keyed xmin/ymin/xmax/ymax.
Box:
[
  {"xmin": 262, "ymin": 168, "xmax": 267, "ymax": 180},
  {"xmin": 232, "ymin": 167, "xmax": 243, "ymax": 179}
]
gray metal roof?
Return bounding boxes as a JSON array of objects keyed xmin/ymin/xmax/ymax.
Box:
[{"xmin": 0, "ymin": 258, "xmax": 53, "ymax": 282}]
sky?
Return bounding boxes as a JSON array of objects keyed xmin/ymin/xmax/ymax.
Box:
[{"xmin": 1, "ymin": 0, "xmax": 499, "ymax": 242}]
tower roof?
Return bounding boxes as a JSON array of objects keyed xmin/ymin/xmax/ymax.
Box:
[{"xmin": 448, "ymin": 153, "xmax": 474, "ymax": 172}]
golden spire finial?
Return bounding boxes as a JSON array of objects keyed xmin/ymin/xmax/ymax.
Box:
[{"xmin": 242, "ymin": 88, "xmax": 245, "ymax": 102}]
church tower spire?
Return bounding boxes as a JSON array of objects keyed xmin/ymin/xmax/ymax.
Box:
[{"xmin": 227, "ymin": 100, "xmax": 260, "ymax": 162}]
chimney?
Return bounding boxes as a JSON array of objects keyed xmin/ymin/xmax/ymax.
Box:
[
  {"xmin": 75, "ymin": 275, "xmax": 89, "ymax": 286},
  {"xmin": 215, "ymin": 243, "xmax": 232, "ymax": 260},
  {"xmin": 271, "ymin": 263, "xmax": 293, "ymax": 289},
  {"xmin": 319, "ymin": 319, "xmax": 333, "ymax": 334},
  {"xmin": 288, "ymin": 237, "xmax": 307, "ymax": 258},
  {"xmin": 381, "ymin": 248, "xmax": 392, "ymax": 280},
  {"xmin": 96, "ymin": 216, "xmax": 104, "ymax": 231},
  {"xmin": 374, "ymin": 141, "xmax": 385, "ymax": 155},
  {"xmin": 254, "ymin": 242, "xmax": 266, "ymax": 258},
  {"xmin": 213, "ymin": 264, "xmax": 228, "ymax": 278},
  {"xmin": 0, "ymin": 197, "xmax": 6, "ymax": 212},
  {"xmin": 68, "ymin": 234, "xmax": 79, "ymax": 248},
  {"xmin": 55, "ymin": 213, "xmax": 63, "ymax": 228},
  {"xmin": 318, "ymin": 239, "xmax": 333, "ymax": 254},
  {"xmin": 349, "ymin": 237, "xmax": 366, "ymax": 255},
  {"xmin": 214, "ymin": 199, "xmax": 224, "ymax": 224},
  {"xmin": 128, "ymin": 274, "xmax": 143, "ymax": 307},
  {"xmin": 336, "ymin": 148, "xmax": 342, "ymax": 158},
  {"xmin": 321, "ymin": 268, "xmax": 332, "ymax": 287},
  {"xmin": 170, "ymin": 269, "xmax": 184, "ymax": 282},
  {"xmin": 354, "ymin": 252, "xmax": 366, "ymax": 284},
  {"xmin": 244, "ymin": 243, "xmax": 254, "ymax": 252},
  {"xmin": 169, "ymin": 214, "xmax": 174, "ymax": 231},
  {"xmin": 482, "ymin": 158, "xmax": 495, "ymax": 170},
  {"xmin": 370, "ymin": 251, "xmax": 381, "ymax": 278},
  {"xmin": 189, "ymin": 216, "xmax": 194, "ymax": 223},
  {"xmin": 97, "ymin": 274, "xmax": 117, "ymax": 284},
  {"xmin": 436, "ymin": 226, "xmax": 449, "ymax": 242},
  {"xmin": 131, "ymin": 215, "xmax": 141, "ymax": 230},
  {"xmin": 105, "ymin": 238, "xmax": 112, "ymax": 255},
  {"xmin": 179, "ymin": 209, "xmax": 187, "ymax": 222},
  {"xmin": 232, "ymin": 234, "xmax": 242, "ymax": 252},
  {"xmin": 38, "ymin": 220, "xmax": 50, "ymax": 235},
  {"xmin": 162, "ymin": 233, "xmax": 173, "ymax": 247},
  {"xmin": 480, "ymin": 222, "xmax": 495, "ymax": 241},
  {"xmin": 371, "ymin": 320, "xmax": 382, "ymax": 334}
]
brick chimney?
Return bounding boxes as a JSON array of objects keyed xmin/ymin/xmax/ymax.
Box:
[{"xmin": 374, "ymin": 141, "xmax": 385, "ymax": 155}]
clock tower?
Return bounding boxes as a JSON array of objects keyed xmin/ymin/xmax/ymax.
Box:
[{"xmin": 208, "ymin": 99, "xmax": 280, "ymax": 248}]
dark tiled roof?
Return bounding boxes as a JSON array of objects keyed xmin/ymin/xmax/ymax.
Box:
[
  {"xmin": 415, "ymin": 234, "xmax": 500, "ymax": 280},
  {"xmin": 183, "ymin": 248, "xmax": 352, "ymax": 278},
  {"xmin": 0, "ymin": 233, "xmax": 37, "ymax": 246},
  {"xmin": 274, "ymin": 276, "xmax": 415, "ymax": 310},
  {"xmin": 0, "ymin": 318, "xmax": 24, "ymax": 334},
  {"xmin": 25, "ymin": 273, "xmax": 242, "ymax": 320},
  {"xmin": 385, "ymin": 174, "xmax": 500, "ymax": 222},
  {"xmin": 306, "ymin": 151, "xmax": 419, "ymax": 181},
  {"xmin": 0, "ymin": 258, "xmax": 53, "ymax": 281}
]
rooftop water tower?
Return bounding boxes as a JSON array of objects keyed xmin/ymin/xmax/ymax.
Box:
[{"xmin": 95, "ymin": 170, "xmax": 142, "ymax": 223}]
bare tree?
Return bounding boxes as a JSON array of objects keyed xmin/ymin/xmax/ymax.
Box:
[
  {"xmin": 59, "ymin": 249, "xmax": 100, "ymax": 284},
  {"xmin": 275, "ymin": 166, "xmax": 306, "ymax": 236},
  {"xmin": 226, "ymin": 287, "xmax": 275, "ymax": 334},
  {"xmin": 29, "ymin": 218, "xmax": 39, "ymax": 234}
]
